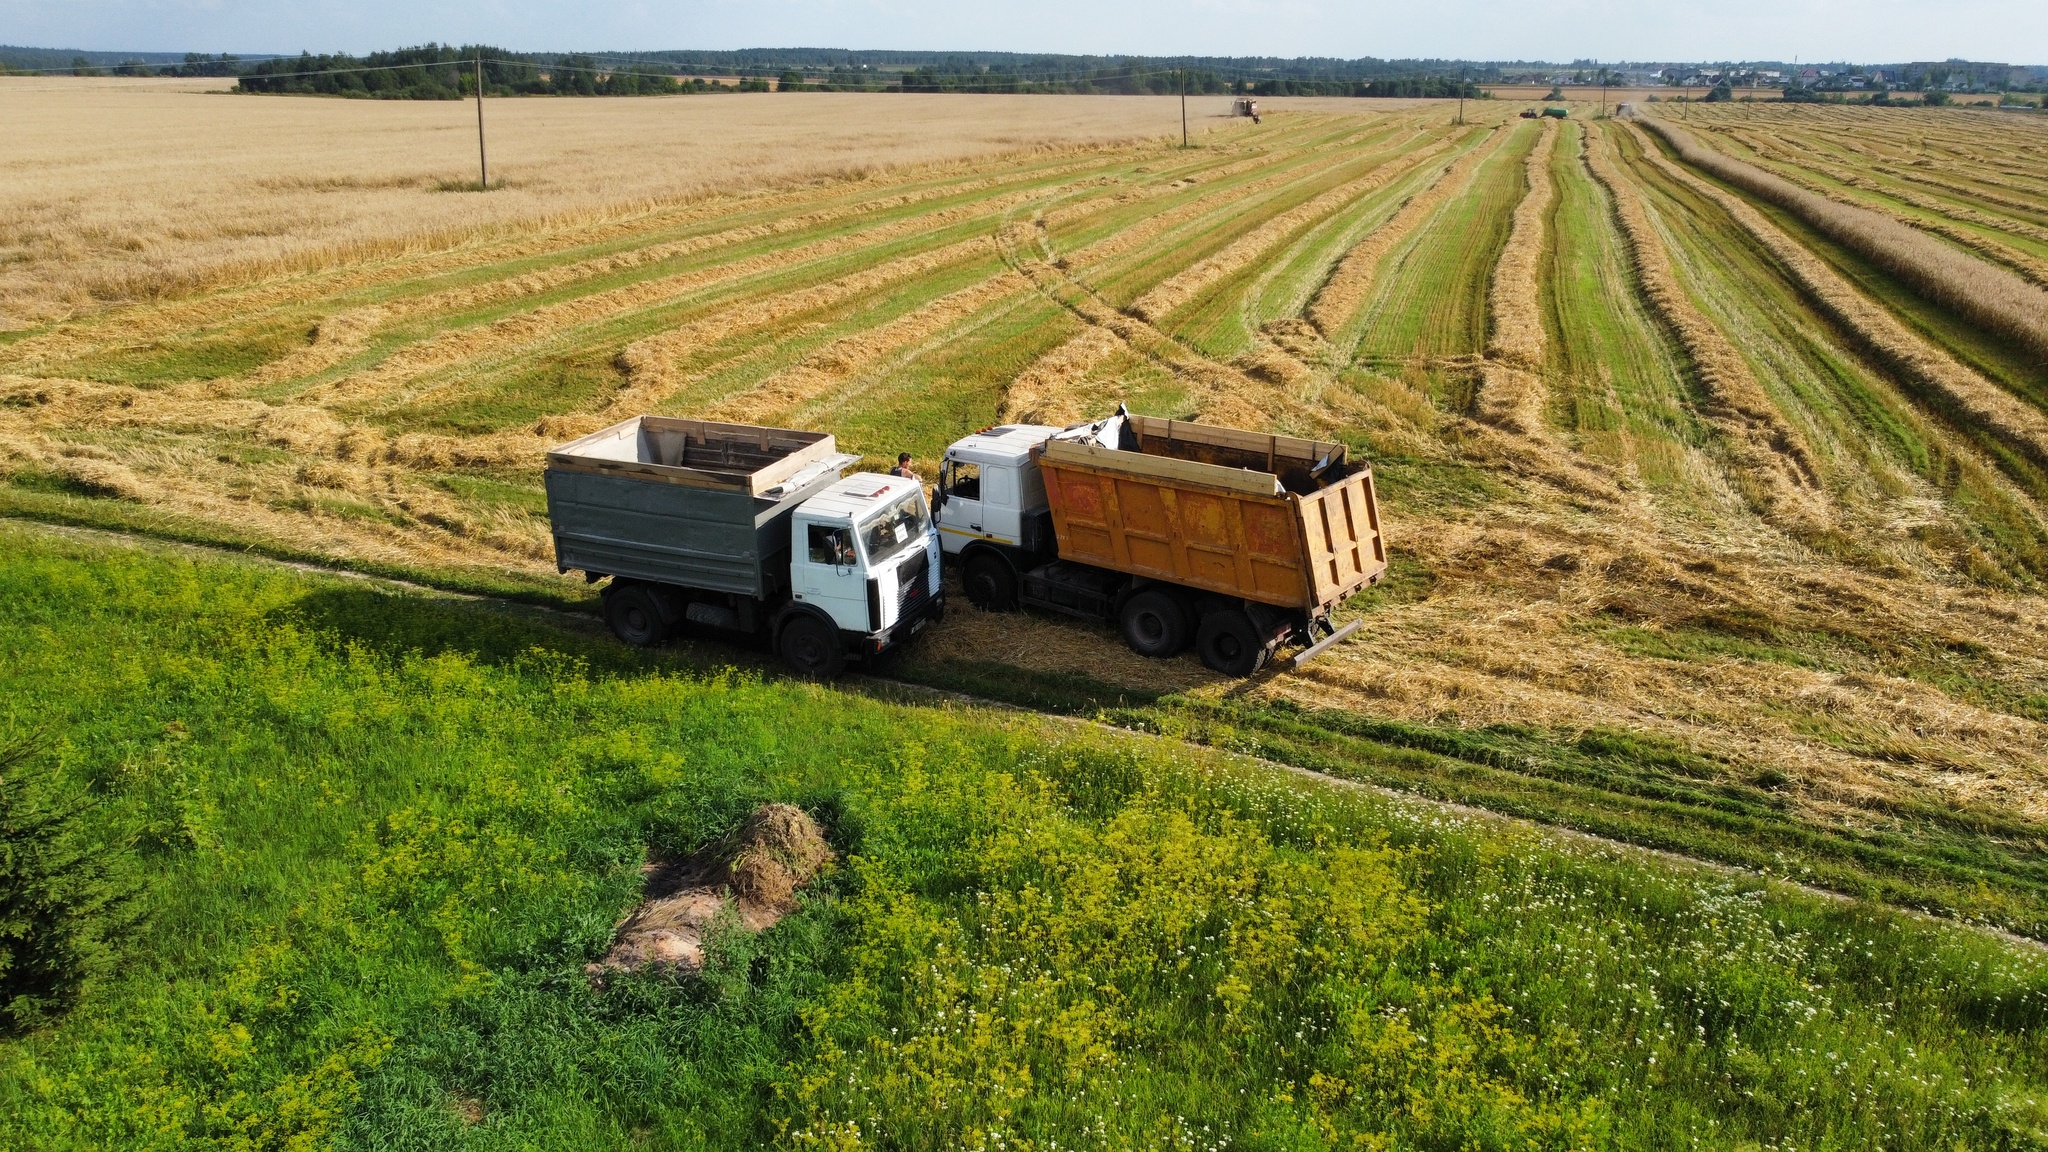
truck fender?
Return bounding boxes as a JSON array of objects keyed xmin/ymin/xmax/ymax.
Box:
[
  {"xmin": 772, "ymin": 601, "xmax": 843, "ymax": 645},
  {"xmin": 1242, "ymin": 600, "xmax": 1308, "ymax": 645},
  {"xmin": 604, "ymin": 578, "xmax": 688, "ymax": 626},
  {"xmin": 1106, "ymin": 576, "xmax": 1146, "ymax": 618},
  {"xmin": 955, "ymin": 540, "xmax": 1024, "ymax": 578}
]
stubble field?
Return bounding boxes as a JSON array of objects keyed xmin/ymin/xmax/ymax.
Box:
[{"xmin": 6, "ymin": 87, "xmax": 2048, "ymax": 1149}]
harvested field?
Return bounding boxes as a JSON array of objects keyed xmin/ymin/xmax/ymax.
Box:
[
  {"xmin": 8, "ymin": 94, "xmax": 2048, "ymax": 940},
  {"xmin": 1639, "ymin": 117, "xmax": 2048, "ymax": 363},
  {"xmin": 0, "ymin": 77, "xmax": 1253, "ymax": 328}
]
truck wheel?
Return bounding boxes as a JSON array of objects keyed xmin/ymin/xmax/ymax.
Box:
[
  {"xmin": 777, "ymin": 615, "xmax": 846, "ymax": 679},
  {"xmin": 1196, "ymin": 609, "xmax": 1270, "ymax": 677},
  {"xmin": 963, "ymin": 552, "xmax": 1018, "ymax": 611},
  {"xmin": 604, "ymin": 584, "xmax": 670, "ymax": 648},
  {"xmin": 1120, "ymin": 588, "xmax": 1190, "ymax": 658}
]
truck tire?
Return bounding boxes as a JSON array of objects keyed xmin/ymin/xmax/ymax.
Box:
[
  {"xmin": 963, "ymin": 552, "xmax": 1019, "ymax": 611},
  {"xmin": 604, "ymin": 583, "xmax": 670, "ymax": 648},
  {"xmin": 777, "ymin": 614, "xmax": 846, "ymax": 679},
  {"xmin": 1196, "ymin": 609, "xmax": 1270, "ymax": 677},
  {"xmin": 1119, "ymin": 588, "xmax": 1190, "ymax": 658}
]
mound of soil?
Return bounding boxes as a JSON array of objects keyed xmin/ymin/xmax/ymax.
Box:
[{"xmin": 587, "ymin": 803, "xmax": 832, "ymax": 979}]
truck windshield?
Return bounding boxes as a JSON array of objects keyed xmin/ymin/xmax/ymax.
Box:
[{"xmin": 861, "ymin": 491, "xmax": 930, "ymax": 564}]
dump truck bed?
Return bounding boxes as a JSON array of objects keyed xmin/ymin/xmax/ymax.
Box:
[
  {"xmin": 544, "ymin": 416, "xmax": 856, "ymax": 597},
  {"xmin": 1036, "ymin": 414, "xmax": 1385, "ymax": 612}
]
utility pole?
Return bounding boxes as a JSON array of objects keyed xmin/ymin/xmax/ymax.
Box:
[
  {"xmin": 1180, "ymin": 68, "xmax": 1188, "ymax": 147},
  {"xmin": 474, "ymin": 51, "xmax": 488, "ymax": 189}
]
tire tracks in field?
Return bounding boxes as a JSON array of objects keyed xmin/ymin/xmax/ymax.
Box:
[
  {"xmin": 705, "ymin": 263, "xmax": 1034, "ymax": 426},
  {"xmin": 989, "ymin": 126, "xmax": 1366, "ymax": 423},
  {"xmin": 617, "ymin": 123, "xmax": 1401, "ymax": 423},
  {"xmin": 987, "ymin": 120, "xmax": 1464, "ymax": 427},
  {"xmin": 301, "ymin": 172, "xmax": 1161, "ymax": 414},
  {"xmin": 1127, "ymin": 129, "xmax": 1458, "ymax": 324}
]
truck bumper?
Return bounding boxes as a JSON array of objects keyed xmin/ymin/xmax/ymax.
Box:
[{"xmin": 863, "ymin": 593, "xmax": 945, "ymax": 657}]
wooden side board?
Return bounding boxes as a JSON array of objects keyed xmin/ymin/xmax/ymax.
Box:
[
  {"xmin": 1040, "ymin": 437, "xmax": 1283, "ymax": 498},
  {"xmin": 547, "ymin": 415, "xmax": 839, "ymax": 497},
  {"xmin": 1126, "ymin": 413, "xmax": 1346, "ymax": 473}
]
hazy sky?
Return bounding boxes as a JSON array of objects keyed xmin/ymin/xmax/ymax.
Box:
[{"xmin": 3, "ymin": 0, "xmax": 2042, "ymax": 64}]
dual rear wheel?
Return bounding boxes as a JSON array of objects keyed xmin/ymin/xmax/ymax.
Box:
[
  {"xmin": 1118, "ymin": 590, "xmax": 1273, "ymax": 676},
  {"xmin": 607, "ymin": 581, "xmax": 849, "ymax": 679},
  {"xmin": 961, "ymin": 554, "xmax": 1278, "ymax": 678},
  {"xmin": 1194, "ymin": 609, "xmax": 1271, "ymax": 677}
]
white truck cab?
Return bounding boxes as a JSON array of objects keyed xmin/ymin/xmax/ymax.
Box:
[
  {"xmin": 787, "ymin": 473, "xmax": 942, "ymax": 667},
  {"xmin": 935, "ymin": 425, "xmax": 1062, "ymax": 557}
]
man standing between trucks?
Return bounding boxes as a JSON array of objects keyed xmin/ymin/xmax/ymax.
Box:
[{"xmin": 889, "ymin": 452, "xmax": 920, "ymax": 482}]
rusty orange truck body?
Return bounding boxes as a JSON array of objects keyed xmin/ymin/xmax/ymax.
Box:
[
  {"xmin": 1035, "ymin": 414, "xmax": 1384, "ymax": 612},
  {"xmin": 935, "ymin": 410, "xmax": 1386, "ymax": 675}
]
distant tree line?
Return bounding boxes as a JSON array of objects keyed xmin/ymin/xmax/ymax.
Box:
[
  {"xmin": 0, "ymin": 51, "xmax": 243, "ymax": 77},
  {"xmin": 218, "ymin": 46, "xmax": 1500, "ymax": 101},
  {"xmin": 889, "ymin": 68, "xmax": 1230, "ymax": 95},
  {"xmin": 1241, "ymin": 75, "xmax": 1486, "ymax": 98},
  {"xmin": 235, "ymin": 45, "xmax": 697, "ymax": 99},
  {"xmin": 8, "ymin": 43, "xmax": 2043, "ymax": 101}
]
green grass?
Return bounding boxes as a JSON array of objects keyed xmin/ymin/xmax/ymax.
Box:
[
  {"xmin": 904, "ymin": 648, "xmax": 2048, "ymax": 940},
  {"xmin": 1540, "ymin": 121, "xmax": 1704, "ymax": 486},
  {"xmin": 1354, "ymin": 122, "xmax": 1539, "ymax": 373},
  {"xmin": 1165, "ymin": 133, "xmax": 1457, "ymax": 359},
  {"xmin": 68, "ymin": 323, "xmax": 314, "ymax": 386},
  {"xmin": 4, "ymin": 526, "xmax": 2048, "ymax": 1150}
]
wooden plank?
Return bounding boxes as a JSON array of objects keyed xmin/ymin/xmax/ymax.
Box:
[
  {"xmin": 547, "ymin": 414, "xmax": 840, "ymax": 497},
  {"xmin": 1041, "ymin": 438, "xmax": 1282, "ymax": 497},
  {"xmin": 1127, "ymin": 413, "xmax": 1342, "ymax": 467},
  {"xmin": 1288, "ymin": 619, "xmax": 1363, "ymax": 669},
  {"xmin": 545, "ymin": 456, "xmax": 752, "ymax": 492}
]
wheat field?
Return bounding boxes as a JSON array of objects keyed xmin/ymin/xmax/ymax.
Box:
[{"xmin": 6, "ymin": 91, "xmax": 2048, "ymax": 931}]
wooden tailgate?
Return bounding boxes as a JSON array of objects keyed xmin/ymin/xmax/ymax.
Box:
[{"xmin": 1295, "ymin": 467, "xmax": 1386, "ymax": 607}]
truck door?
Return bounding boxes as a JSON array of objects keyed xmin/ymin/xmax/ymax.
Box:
[
  {"xmin": 936, "ymin": 457, "xmax": 983, "ymax": 550},
  {"xmin": 978, "ymin": 463, "xmax": 1020, "ymax": 544},
  {"xmin": 793, "ymin": 518, "xmax": 869, "ymax": 631}
]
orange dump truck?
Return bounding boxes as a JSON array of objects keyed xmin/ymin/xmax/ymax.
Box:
[{"xmin": 935, "ymin": 409, "xmax": 1385, "ymax": 674}]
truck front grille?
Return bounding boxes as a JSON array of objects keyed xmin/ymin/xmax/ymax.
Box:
[{"xmin": 897, "ymin": 550, "xmax": 930, "ymax": 619}]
